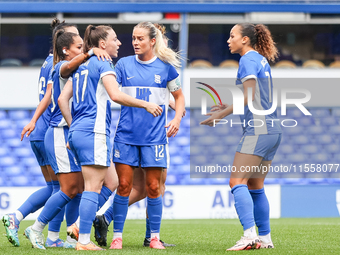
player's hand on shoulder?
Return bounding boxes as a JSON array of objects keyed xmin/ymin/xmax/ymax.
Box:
[
  {"xmin": 165, "ymin": 118, "xmax": 181, "ymax": 137},
  {"xmin": 210, "ymin": 103, "xmax": 228, "ymax": 112},
  {"xmin": 145, "ymin": 102, "xmax": 163, "ymax": 117},
  {"xmin": 93, "ymin": 48, "xmax": 112, "ymax": 61},
  {"xmin": 21, "ymin": 121, "xmax": 36, "ymax": 141}
]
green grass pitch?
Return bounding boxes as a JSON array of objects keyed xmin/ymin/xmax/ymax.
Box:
[{"xmin": 1, "ymin": 218, "xmax": 340, "ymax": 254}]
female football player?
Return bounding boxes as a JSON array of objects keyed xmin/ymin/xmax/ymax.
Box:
[
  {"xmin": 110, "ymin": 21, "xmax": 185, "ymax": 250},
  {"xmin": 201, "ymin": 23, "xmax": 281, "ymax": 250},
  {"xmin": 25, "ymin": 28, "xmax": 111, "ymax": 249},
  {"xmin": 2, "ymin": 19, "xmax": 80, "ymax": 248},
  {"xmin": 58, "ymin": 24, "xmax": 162, "ymax": 250}
]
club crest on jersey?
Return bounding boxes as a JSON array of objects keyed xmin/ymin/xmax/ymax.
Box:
[
  {"xmin": 155, "ymin": 74, "xmax": 161, "ymax": 84},
  {"xmin": 114, "ymin": 149, "xmax": 120, "ymax": 158}
]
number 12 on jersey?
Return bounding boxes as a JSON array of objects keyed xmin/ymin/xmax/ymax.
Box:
[
  {"xmin": 155, "ymin": 145, "xmax": 164, "ymax": 158},
  {"xmin": 75, "ymin": 70, "xmax": 89, "ymax": 103}
]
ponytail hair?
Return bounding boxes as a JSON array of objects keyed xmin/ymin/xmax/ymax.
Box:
[
  {"xmin": 238, "ymin": 23, "xmax": 278, "ymax": 62},
  {"xmin": 135, "ymin": 21, "xmax": 181, "ymax": 68},
  {"xmin": 52, "ymin": 30, "xmax": 78, "ymax": 66},
  {"xmin": 50, "ymin": 18, "xmax": 77, "ymax": 42},
  {"xmin": 83, "ymin": 25, "xmax": 112, "ymax": 53}
]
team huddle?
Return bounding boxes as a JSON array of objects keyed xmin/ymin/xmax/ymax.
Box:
[
  {"xmin": 2, "ymin": 18, "xmax": 281, "ymax": 251},
  {"xmin": 2, "ymin": 18, "xmax": 184, "ymax": 250}
]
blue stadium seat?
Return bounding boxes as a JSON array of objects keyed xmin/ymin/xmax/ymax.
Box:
[
  {"xmin": 174, "ymin": 136, "xmax": 190, "ymax": 146},
  {"xmin": 325, "ymin": 144, "xmax": 340, "ymax": 153},
  {"xmin": 307, "ymin": 125, "xmax": 323, "ymax": 135},
  {"xmin": 0, "ymin": 110, "xmax": 7, "ymax": 120},
  {"xmin": 278, "ymin": 144, "xmax": 294, "ymax": 154},
  {"xmin": 291, "ymin": 135, "xmax": 309, "ymax": 145},
  {"xmin": 282, "ymin": 125, "xmax": 304, "ymax": 135},
  {"xmin": 171, "ymin": 155, "xmax": 185, "ymax": 166},
  {"xmin": 27, "ymin": 166, "xmax": 42, "ymax": 176},
  {"xmin": 310, "ymin": 153, "xmax": 330, "ymax": 163},
  {"xmin": 10, "ymin": 176, "xmax": 30, "ymax": 186},
  {"xmin": 20, "ymin": 157, "xmax": 38, "ymax": 167},
  {"xmin": 0, "ymin": 156, "xmax": 16, "ymax": 167},
  {"xmin": 289, "ymin": 153, "xmax": 306, "ymax": 164},
  {"xmin": 316, "ymin": 134, "xmax": 333, "ymax": 145},
  {"xmin": 224, "ymin": 136, "xmax": 241, "ymax": 145},
  {"xmin": 3, "ymin": 166, "xmax": 22, "ymax": 176},
  {"xmin": 14, "ymin": 147, "xmax": 33, "ymax": 158},
  {"xmin": 300, "ymin": 144, "xmax": 319, "ymax": 154},
  {"xmin": 30, "ymin": 175, "xmax": 46, "ymax": 186},
  {"xmin": 0, "ymin": 119, "xmax": 12, "ymax": 130},
  {"xmin": 205, "ymin": 178, "xmax": 229, "ymax": 185},
  {"xmin": 2, "ymin": 129, "xmax": 17, "ymax": 139},
  {"xmin": 213, "ymin": 154, "xmax": 234, "ymax": 165},
  {"xmin": 15, "ymin": 119, "xmax": 31, "ymax": 130},
  {"xmin": 0, "ymin": 146, "xmax": 8, "ymax": 157},
  {"xmin": 298, "ymin": 116, "xmax": 314, "ymax": 126},
  {"xmin": 165, "ymin": 174, "xmax": 178, "ymax": 185},
  {"xmin": 329, "ymin": 126, "xmax": 340, "ymax": 135},
  {"xmin": 331, "ymin": 107, "xmax": 340, "ymax": 117},
  {"xmin": 180, "ymin": 175, "xmax": 207, "ymax": 185},
  {"xmin": 8, "ymin": 110, "xmax": 29, "ymax": 120},
  {"xmin": 309, "ymin": 108, "xmax": 331, "ymax": 117},
  {"xmin": 286, "ymin": 108, "xmax": 304, "ymax": 118},
  {"xmin": 6, "ymin": 138, "xmax": 23, "ymax": 148},
  {"xmin": 322, "ymin": 116, "xmax": 338, "ymax": 126}
]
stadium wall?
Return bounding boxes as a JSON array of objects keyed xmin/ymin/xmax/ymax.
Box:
[{"xmin": 1, "ymin": 185, "xmax": 339, "ymax": 219}]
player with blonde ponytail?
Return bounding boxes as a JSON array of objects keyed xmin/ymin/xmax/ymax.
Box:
[{"xmin": 108, "ymin": 21, "xmax": 185, "ymax": 250}]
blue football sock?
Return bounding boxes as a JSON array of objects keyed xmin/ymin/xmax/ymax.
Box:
[
  {"xmin": 98, "ymin": 186, "xmax": 112, "ymax": 210},
  {"xmin": 104, "ymin": 203, "xmax": 114, "ymax": 224},
  {"xmin": 79, "ymin": 191, "xmax": 98, "ymax": 234},
  {"xmin": 66, "ymin": 193, "xmax": 82, "ymax": 227},
  {"xmin": 249, "ymin": 188, "xmax": 270, "ymax": 235},
  {"xmin": 18, "ymin": 181, "xmax": 53, "ymax": 218},
  {"xmin": 38, "ymin": 190, "xmax": 71, "ymax": 225},
  {"xmin": 145, "ymin": 218, "xmax": 151, "ymax": 238},
  {"xmin": 48, "ymin": 181, "xmax": 65, "ymax": 232},
  {"xmin": 147, "ymin": 196, "xmax": 163, "ymax": 234},
  {"xmin": 231, "ymin": 184, "xmax": 255, "ymax": 231},
  {"xmin": 113, "ymin": 194, "xmax": 129, "ymax": 233}
]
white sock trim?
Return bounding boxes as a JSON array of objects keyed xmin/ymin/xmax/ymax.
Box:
[
  {"xmin": 15, "ymin": 210, "xmax": 24, "ymax": 222},
  {"xmin": 78, "ymin": 233, "xmax": 91, "ymax": 245},
  {"xmin": 32, "ymin": 220, "xmax": 46, "ymax": 232},
  {"xmin": 259, "ymin": 233, "xmax": 272, "ymax": 243},
  {"xmin": 244, "ymin": 226, "xmax": 257, "ymax": 239},
  {"xmin": 151, "ymin": 233, "xmax": 160, "ymax": 240},
  {"xmin": 113, "ymin": 232, "xmax": 122, "ymax": 239},
  {"xmin": 48, "ymin": 231, "xmax": 59, "ymax": 242}
]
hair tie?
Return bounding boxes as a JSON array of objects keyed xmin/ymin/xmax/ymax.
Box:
[{"xmin": 91, "ymin": 26, "xmax": 96, "ymax": 31}]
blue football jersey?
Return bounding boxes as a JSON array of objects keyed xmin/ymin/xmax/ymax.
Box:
[
  {"xmin": 30, "ymin": 54, "xmax": 53, "ymax": 141},
  {"xmin": 236, "ymin": 51, "xmax": 282, "ymax": 135},
  {"xmin": 50, "ymin": 61, "xmax": 71, "ymax": 127},
  {"xmin": 70, "ymin": 56, "xmax": 116, "ymax": 136},
  {"xmin": 114, "ymin": 55, "xmax": 179, "ymax": 146}
]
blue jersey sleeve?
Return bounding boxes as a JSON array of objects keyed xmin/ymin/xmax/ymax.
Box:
[
  {"xmin": 98, "ymin": 60, "xmax": 116, "ymax": 79},
  {"xmin": 114, "ymin": 59, "xmax": 123, "ymax": 84},
  {"xmin": 238, "ymin": 57, "xmax": 258, "ymax": 82},
  {"xmin": 167, "ymin": 65, "xmax": 179, "ymax": 82}
]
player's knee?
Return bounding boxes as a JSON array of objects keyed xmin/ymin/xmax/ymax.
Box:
[
  {"xmin": 118, "ymin": 179, "xmax": 133, "ymax": 196},
  {"xmin": 146, "ymin": 181, "xmax": 160, "ymax": 198},
  {"xmin": 62, "ymin": 185, "xmax": 79, "ymax": 199}
]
